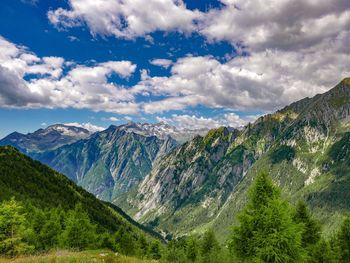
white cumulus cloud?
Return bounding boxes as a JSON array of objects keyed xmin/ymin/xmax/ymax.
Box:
[
  {"xmin": 0, "ymin": 36, "xmax": 139, "ymax": 114},
  {"xmin": 150, "ymin": 59, "xmax": 173, "ymax": 69},
  {"xmin": 48, "ymin": 0, "xmax": 201, "ymax": 39},
  {"xmin": 64, "ymin": 122, "xmax": 105, "ymax": 133},
  {"xmin": 156, "ymin": 113, "xmax": 257, "ymax": 130}
]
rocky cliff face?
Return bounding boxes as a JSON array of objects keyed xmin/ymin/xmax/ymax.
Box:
[
  {"xmin": 35, "ymin": 125, "xmax": 178, "ymax": 202},
  {"xmin": 127, "ymin": 78, "xmax": 350, "ymax": 239}
]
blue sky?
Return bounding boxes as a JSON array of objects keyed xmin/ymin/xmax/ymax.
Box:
[{"xmin": 0, "ymin": 0, "xmax": 349, "ymax": 138}]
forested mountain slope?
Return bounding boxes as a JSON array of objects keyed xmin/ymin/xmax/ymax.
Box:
[{"xmin": 0, "ymin": 146, "xmax": 161, "ymax": 240}]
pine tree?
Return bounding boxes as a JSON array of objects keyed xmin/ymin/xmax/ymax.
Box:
[
  {"xmin": 60, "ymin": 203, "xmax": 97, "ymax": 250},
  {"xmin": 39, "ymin": 208, "xmax": 63, "ymax": 249},
  {"xmin": 186, "ymin": 236, "xmax": 199, "ymax": 262},
  {"xmin": 0, "ymin": 198, "xmax": 33, "ymax": 256},
  {"xmin": 114, "ymin": 227, "xmax": 136, "ymax": 256},
  {"xmin": 164, "ymin": 239, "xmax": 187, "ymax": 263},
  {"xmin": 137, "ymin": 234, "xmax": 149, "ymax": 257},
  {"xmin": 149, "ymin": 240, "xmax": 162, "ymax": 260},
  {"xmin": 293, "ymin": 201, "xmax": 321, "ymax": 248},
  {"xmin": 308, "ymin": 238, "xmax": 335, "ymax": 263},
  {"xmin": 335, "ymin": 217, "xmax": 350, "ymax": 262},
  {"xmin": 100, "ymin": 232, "xmax": 115, "ymax": 251},
  {"xmin": 200, "ymin": 229, "xmax": 221, "ymax": 263},
  {"xmin": 229, "ymin": 172, "xmax": 303, "ymax": 263}
]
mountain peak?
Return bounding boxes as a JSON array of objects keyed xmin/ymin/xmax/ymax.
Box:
[{"xmin": 45, "ymin": 124, "xmax": 90, "ymax": 134}]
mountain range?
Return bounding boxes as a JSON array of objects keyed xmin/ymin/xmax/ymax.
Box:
[
  {"xmin": 0, "ymin": 122, "xmax": 205, "ymax": 203},
  {"xmin": 0, "ymin": 124, "xmax": 91, "ymax": 153},
  {"xmin": 1, "ymin": 78, "xmax": 350, "ymax": 242}
]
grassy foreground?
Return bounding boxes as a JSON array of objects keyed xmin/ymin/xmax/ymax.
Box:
[{"xmin": 0, "ymin": 250, "xmax": 154, "ymax": 263}]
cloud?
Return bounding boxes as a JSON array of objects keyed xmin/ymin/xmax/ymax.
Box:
[
  {"xmin": 138, "ymin": 46, "xmax": 350, "ymax": 113},
  {"xmin": 3, "ymin": 1, "xmax": 350, "ymax": 119},
  {"xmin": 48, "ymin": 0, "xmax": 201, "ymax": 39},
  {"xmin": 68, "ymin": 35, "xmax": 79, "ymax": 42},
  {"xmin": 21, "ymin": 0, "xmax": 39, "ymax": 5},
  {"xmin": 0, "ymin": 36, "xmax": 139, "ymax": 114},
  {"xmin": 48, "ymin": 0, "xmax": 350, "ymax": 54},
  {"xmin": 199, "ymin": 0, "xmax": 350, "ymax": 52},
  {"xmin": 64, "ymin": 122, "xmax": 105, "ymax": 132},
  {"xmin": 0, "ymin": 65, "xmax": 47, "ymax": 107},
  {"xmin": 156, "ymin": 113, "xmax": 257, "ymax": 130},
  {"xmin": 150, "ymin": 59, "xmax": 173, "ymax": 69},
  {"xmin": 45, "ymin": 1, "xmax": 350, "ymax": 116},
  {"xmin": 102, "ymin": 116, "xmax": 119, "ymax": 122}
]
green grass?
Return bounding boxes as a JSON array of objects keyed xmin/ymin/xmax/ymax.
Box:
[{"xmin": 0, "ymin": 250, "xmax": 153, "ymax": 263}]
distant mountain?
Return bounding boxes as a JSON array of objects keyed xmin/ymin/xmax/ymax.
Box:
[
  {"xmin": 125, "ymin": 78, "xmax": 350, "ymax": 240},
  {"xmin": 0, "ymin": 124, "xmax": 91, "ymax": 153},
  {"xmin": 0, "ymin": 145, "xmax": 161, "ymax": 239},
  {"xmin": 34, "ymin": 125, "xmax": 178, "ymax": 202},
  {"xmin": 116, "ymin": 122, "xmax": 208, "ymax": 143}
]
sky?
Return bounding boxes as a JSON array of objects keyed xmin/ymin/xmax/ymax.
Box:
[{"xmin": 0, "ymin": 0, "xmax": 350, "ymax": 138}]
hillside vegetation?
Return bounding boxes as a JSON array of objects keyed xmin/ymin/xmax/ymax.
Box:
[{"xmin": 0, "ymin": 146, "xmax": 162, "ymax": 259}]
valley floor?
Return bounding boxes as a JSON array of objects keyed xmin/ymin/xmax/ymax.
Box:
[{"xmin": 0, "ymin": 250, "xmax": 153, "ymax": 263}]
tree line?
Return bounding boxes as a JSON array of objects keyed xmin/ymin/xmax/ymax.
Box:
[
  {"xmin": 0, "ymin": 199, "xmax": 162, "ymax": 259},
  {"xmin": 1, "ymin": 172, "xmax": 350, "ymax": 262}
]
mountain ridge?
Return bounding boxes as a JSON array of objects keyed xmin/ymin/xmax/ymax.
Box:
[
  {"xmin": 0, "ymin": 124, "xmax": 91, "ymax": 153},
  {"xmin": 124, "ymin": 78, "xmax": 350, "ymax": 240}
]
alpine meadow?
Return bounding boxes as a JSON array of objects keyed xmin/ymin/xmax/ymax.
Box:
[{"xmin": 1, "ymin": 0, "xmax": 350, "ymax": 262}]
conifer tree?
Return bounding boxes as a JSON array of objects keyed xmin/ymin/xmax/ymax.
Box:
[
  {"xmin": 60, "ymin": 203, "xmax": 97, "ymax": 250},
  {"xmin": 230, "ymin": 172, "xmax": 303, "ymax": 263},
  {"xmin": 100, "ymin": 232, "xmax": 115, "ymax": 251},
  {"xmin": 114, "ymin": 227, "xmax": 136, "ymax": 256},
  {"xmin": 186, "ymin": 236, "xmax": 199, "ymax": 262},
  {"xmin": 164, "ymin": 239, "xmax": 186, "ymax": 263},
  {"xmin": 39, "ymin": 208, "xmax": 63, "ymax": 249},
  {"xmin": 0, "ymin": 198, "xmax": 33, "ymax": 256},
  {"xmin": 149, "ymin": 240, "xmax": 162, "ymax": 260},
  {"xmin": 137, "ymin": 234, "xmax": 149, "ymax": 257},
  {"xmin": 200, "ymin": 229, "xmax": 221, "ymax": 263},
  {"xmin": 293, "ymin": 201, "xmax": 321, "ymax": 248},
  {"xmin": 308, "ymin": 238, "xmax": 335, "ymax": 263},
  {"xmin": 335, "ymin": 217, "xmax": 350, "ymax": 262}
]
